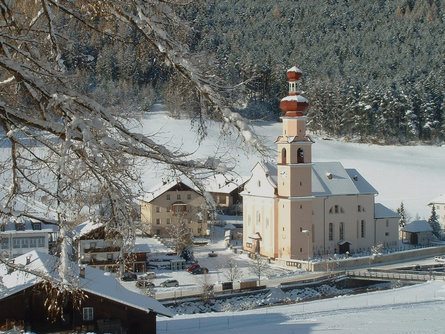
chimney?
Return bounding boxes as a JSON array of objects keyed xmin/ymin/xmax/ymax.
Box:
[
  {"xmin": 26, "ymin": 255, "xmax": 31, "ymax": 265},
  {"xmin": 79, "ymin": 266, "xmax": 86, "ymax": 278}
]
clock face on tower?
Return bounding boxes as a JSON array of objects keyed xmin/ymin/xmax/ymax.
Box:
[{"xmin": 280, "ymin": 170, "xmax": 287, "ymax": 179}]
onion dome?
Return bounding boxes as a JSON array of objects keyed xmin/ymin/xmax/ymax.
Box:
[{"xmin": 280, "ymin": 66, "xmax": 309, "ymax": 116}]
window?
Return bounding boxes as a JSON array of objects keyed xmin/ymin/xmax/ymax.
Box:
[
  {"xmin": 15, "ymin": 224, "xmax": 25, "ymax": 231},
  {"xmin": 335, "ymin": 205, "xmax": 339, "ymax": 213},
  {"xmin": 177, "ymin": 194, "xmax": 181, "ymax": 200},
  {"xmin": 156, "ymin": 207, "xmax": 160, "ymax": 213},
  {"xmin": 358, "ymin": 205, "xmax": 361, "ymax": 212},
  {"xmin": 385, "ymin": 232, "xmax": 389, "ymax": 236},
  {"xmin": 37, "ymin": 237, "xmax": 44, "ymax": 248},
  {"xmin": 339, "ymin": 222, "xmax": 344, "ymax": 240},
  {"xmin": 361, "ymin": 220, "xmax": 366, "ymax": 238},
  {"xmin": 166, "ymin": 207, "xmax": 171, "ymax": 212},
  {"xmin": 82, "ymin": 307, "xmax": 94, "ymax": 321},
  {"xmin": 329, "ymin": 223, "xmax": 333, "ymax": 241},
  {"xmin": 90, "ymin": 242, "xmax": 96, "ymax": 249},
  {"xmin": 156, "ymin": 229, "xmax": 161, "ymax": 235},
  {"xmin": 258, "ymin": 180, "xmax": 261, "ymax": 187},
  {"xmin": 297, "ymin": 148, "xmax": 304, "ymax": 163},
  {"xmin": 198, "ymin": 228, "xmax": 202, "ymax": 234},
  {"xmin": 156, "ymin": 219, "xmax": 160, "ymax": 225},
  {"xmin": 166, "ymin": 218, "xmax": 170, "ymax": 224},
  {"xmin": 281, "ymin": 148, "xmax": 287, "ymax": 164},
  {"xmin": 13, "ymin": 238, "xmax": 21, "ymax": 249},
  {"xmin": 166, "ymin": 194, "xmax": 170, "ymax": 200},
  {"xmin": 1, "ymin": 238, "xmax": 8, "ymax": 249},
  {"xmin": 107, "ymin": 253, "xmax": 113, "ymax": 260},
  {"xmin": 21, "ymin": 238, "xmax": 29, "ymax": 248},
  {"xmin": 32, "ymin": 223, "xmax": 41, "ymax": 230},
  {"xmin": 187, "ymin": 194, "xmax": 191, "ymax": 200},
  {"xmin": 386, "ymin": 220, "xmax": 389, "ymax": 227},
  {"xmin": 30, "ymin": 238, "xmax": 37, "ymax": 248}
]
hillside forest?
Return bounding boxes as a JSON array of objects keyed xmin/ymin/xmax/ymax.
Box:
[{"xmin": 66, "ymin": 0, "xmax": 444, "ymax": 144}]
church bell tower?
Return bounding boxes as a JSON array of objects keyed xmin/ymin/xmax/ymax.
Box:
[{"xmin": 276, "ymin": 66, "xmax": 313, "ymax": 260}]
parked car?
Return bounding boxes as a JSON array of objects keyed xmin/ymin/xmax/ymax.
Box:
[
  {"xmin": 186, "ymin": 263, "xmax": 200, "ymax": 272},
  {"xmin": 141, "ymin": 271, "xmax": 156, "ymax": 279},
  {"xmin": 121, "ymin": 272, "xmax": 137, "ymax": 281},
  {"xmin": 160, "ymin": 279, "xmax": 179, "ymax": 287},
  {"xmin": 136, "ymin": 280, "xmax": 155, "ymax": 289},
  {"xmin": 208, "ymin": 251, "xmax": 217, "ymax": 257},
  {"xmin": 191, "ymin": 267, "xmax": 209, "ymax": 275}
]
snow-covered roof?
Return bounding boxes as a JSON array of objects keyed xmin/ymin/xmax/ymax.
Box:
[
  {"xmin": 280, "ymin": 95, "xmax": 308, "ymax": 103},
  {"xmin": 141, "ymin": 180, "xmax": 199, "ymax": 203},
  {"xmin": 287, "ymin": 66, "xmax": 302, "ymax": 73},
  {"xmin": 202, "ymin": 174, "xmax": 247, "ymax": 194},
  {"xmin": 402, "ymin": 220, "xmax": 433, "ymax": 233},
  {"xmin": 312, "ymin": 162, "xmax": 378, "ymax": 197},
  {"xmin": 0, "ymin": 186, "xmax": 59, "ymax": 223},
  {"xmin": 0, "ymin": 250, "xmax": 172, "ymax": 317},
  {"xmin": 248, "ymin": 161, "xmax": 377, "ymax": 197},
  {"xmin": 374, "ymin": 203, "xmax": 400, "ymax": 219},
  {"xmin": 135, "ymin": 237, "xmax": 173, "ymax": 254},
  {"xmin": 0, "ymin": 217, "xmax": 58, "ymax": 234},
  {"xmin": 73, "ymin": 220, "xmax": 104, "ymax": 239},
  {"xmin": 259, "ymin": 161, "xmax": 278, "ymax": 187},
  {"xmin": 429, "ymin": 194, "xmax": 445, "ymax": 205}
]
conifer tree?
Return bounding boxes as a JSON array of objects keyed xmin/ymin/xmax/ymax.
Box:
[
  {"xmin": 397, "ymin": 202, "xmax": 407, "ymax": 228},
  {"xmin": 428, "ymin": 204, "xmax": 441, "ymax": 238}
]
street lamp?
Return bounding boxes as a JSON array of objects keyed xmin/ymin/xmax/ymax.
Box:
[{"xmin": 301, "ymin": 229, "xmax": 311, "ymax": 270}]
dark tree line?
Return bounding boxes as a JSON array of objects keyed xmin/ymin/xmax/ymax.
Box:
[{"xmin": 66, "ymin": 0, "xmax": 444, "ymax": 143}]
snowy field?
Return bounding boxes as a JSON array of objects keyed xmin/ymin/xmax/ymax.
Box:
[
  {"xmin": 159, "ymin": 280, "xmax": 445, "ymax": 333},
  {"xmin": 137, "ymin": 104, "xmax": 445, "ymax": 219}
]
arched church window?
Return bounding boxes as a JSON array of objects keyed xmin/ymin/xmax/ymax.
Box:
[
  {"xmin": 297, "ymin": 148, "xmax": 304, "ymax": 163},
  {"xmin": 281, "ymin": 148, "xmax": 287, "ymax": 164},
  {"xmin": 339, "ymin": 222, "xmax": 344, "ymax": 240}
]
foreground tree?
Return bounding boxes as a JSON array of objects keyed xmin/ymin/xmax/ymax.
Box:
[{"xmin": 0, "ymin": 0, "xmax": 265, "ymax": 315}]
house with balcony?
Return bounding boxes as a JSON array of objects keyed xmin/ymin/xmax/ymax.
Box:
[
  {"xmin": 74, "ymin": 221, "xmax": 123, "ymax": 272},
  {"xmin": 0, "ymin": 250, "xmax": 172, "ymax": 333},
  {"xmin": 140, "ymin": 181, "xmax": 208, "ymax": 238},
  {"xmin": 0, "ymin": 217, "xmax": 58, "ymax": 258},
  {"xmin": 74, "ymin": 221, "xmax": 150, "ymax": 273}
]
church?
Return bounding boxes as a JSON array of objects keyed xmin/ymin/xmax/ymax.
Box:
[{"xmin": 242, "ymin": 67, "xmax": 399, "ymax": 261}]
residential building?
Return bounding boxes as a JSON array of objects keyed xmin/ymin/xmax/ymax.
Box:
[
  {"xmin": 140, "ymin": 181, "xmax": 208, "ymax": 238},
  {"xmin": 0, "ymin": 217, "xmax": 58, "ymax": 258},
  {"xmin": 428, "ymin": 195, "xmax": 445, "ymax": 230},
  {"xmin": 0, "ymin": 250, "xmax": 172, "ymax": 333},
  {"xmin": 203, "ymin": 174, "xmax": 247, "ymax": 215},
  {"xmin": 74, "ymin": 221, "xmax": 147, "ymax": 273},
  {"xmin": 242, "ymin": 66, "xmax": 400, "ymax": 261}
]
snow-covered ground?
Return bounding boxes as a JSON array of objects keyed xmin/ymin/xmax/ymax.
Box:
[
  {"xmin": 158, "ymin": 280, "xmax": 445, "ymax": 333},
  {"xmin": 136, "ymin": 104, "xmax": 445, "ymax": 219}
]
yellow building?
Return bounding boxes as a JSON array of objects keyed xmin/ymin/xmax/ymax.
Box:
[
  {"xmin": 140, "ymin": 181, "xmax": 208, "ymax": 238},
  {"xmin": 242, "ymin": 67, "xmax": 399, "ymax": 261}
]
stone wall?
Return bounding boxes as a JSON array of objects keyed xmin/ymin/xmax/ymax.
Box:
[{"xmin": 275, "ymin": 245, "xmax": 445, "ymax": 271}]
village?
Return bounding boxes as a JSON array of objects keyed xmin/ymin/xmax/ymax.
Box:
[{"xmin": 1, "ymin": 67, "xmax": 445, "ymax": 333}]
